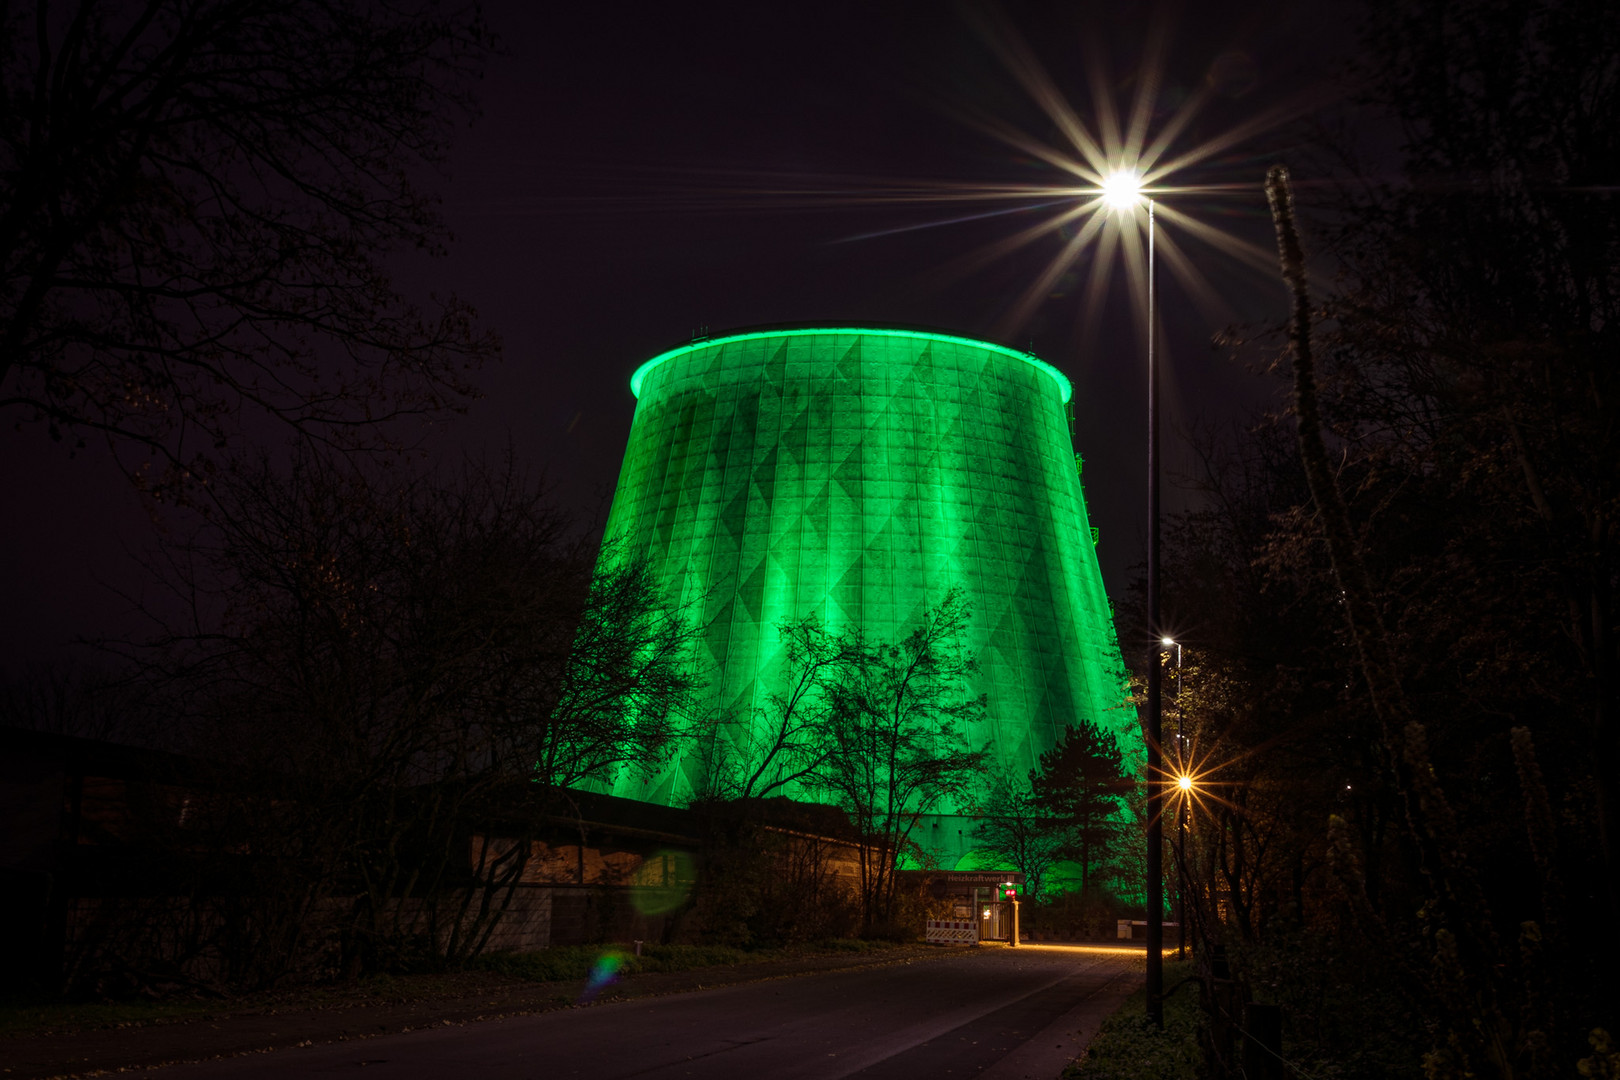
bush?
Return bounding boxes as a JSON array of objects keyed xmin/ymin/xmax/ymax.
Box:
[
  {"xmin": 1228, "ymin": 931, "xmax": 1425, "ymax": 1080},
  {"xmin": 1065, "ymin": 958, "xmax": 1200, "ymax": 1080},
  {"xmin": 863, "ymin": 874, "xmax": 953, "ymax": 942},
  {"xmin": 676, "ymin": 800, "xmax": 865, "ymax": 948}
]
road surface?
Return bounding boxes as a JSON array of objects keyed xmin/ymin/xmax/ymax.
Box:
[{"xmin": 148, "ymin": 944, "xmax": 1141, "ymax": 1078}]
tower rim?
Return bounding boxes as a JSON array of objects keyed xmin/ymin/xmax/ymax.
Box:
[{"xmin": 628, "ymin": 324, "xmax": 1073, "ymax": 405}]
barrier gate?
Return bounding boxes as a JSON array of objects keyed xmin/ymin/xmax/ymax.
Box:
[
  {"xmin": 926, "ymin": 896, "xmax": 1017, "ymax": 944},
  {"xmin": 925, "ymin": 918, "xmax": 977, "ymax": 944}
]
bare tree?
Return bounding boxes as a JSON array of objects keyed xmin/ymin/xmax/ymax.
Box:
[
  {"xmin": 817, "ymin": 588, "xmax": 989, "ymax": 931},
  {"xmin": 0, "ymin": 0, "xmax": 495, "ymax": 495},
  {"xmin": 972, "ymin": 773, "xmax": 1062, "ymax": 900},
  {"xmin": 698, "ymin": 615, "xmax": 843, "ymax": 802},
  {"xmin": 0, "ymin": 660, "xmax": 150, "ymax": 742},
  {"xmin": 123, "ymin": 449, "xmax": 699, "ymax": 981}
]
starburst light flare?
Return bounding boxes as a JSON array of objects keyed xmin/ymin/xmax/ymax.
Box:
[
  {"xmin": 1154, "ymin": 725, "xmax": 1267, "ymax": 831},
  {"xmin": 1103, "ymin": 170, "xmax": 1145, "ymax": 210},
  {"xmin": 896, "ymin": 8, "xmax": 1336, "ymax": 342},
  {"xmin": 554, "ymin": 13, "xmax": 1330, "ymax": 349}
]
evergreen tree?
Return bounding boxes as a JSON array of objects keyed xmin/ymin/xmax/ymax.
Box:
[{"xmin": 1031, "ymin": 720, "xmax": 1127, "ymax": 894}]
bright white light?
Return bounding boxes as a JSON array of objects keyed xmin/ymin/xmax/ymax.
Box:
[
  {"xmin": 1177, "ymin": 775, "xmax": 1194, "ymax": 792},
  {"xmin": 1102, "ymin": 170, "xmax": 1143, "ymax": 209},
  {"xmin": 1161, "ymin": 636, "xmax": 1175, "ymax": 646}
]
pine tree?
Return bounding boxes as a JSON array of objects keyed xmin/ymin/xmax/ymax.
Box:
[{"xmin": 1031, "ymin": 721, "xmax": 1127, "ymax": 894}]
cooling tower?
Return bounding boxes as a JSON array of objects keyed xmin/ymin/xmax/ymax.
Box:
[{"xmin": 599, "ymin": 327, "xmax": 1134, "ymax": 852}]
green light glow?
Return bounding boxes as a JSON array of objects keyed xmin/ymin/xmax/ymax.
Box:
[
  {"xmin": 631, "ymin": 327, "xmax": 1073, "ymax": 404},
  {"xmin": 601, "ymin": 329, "xmax": 1135, "ymax": 852}
]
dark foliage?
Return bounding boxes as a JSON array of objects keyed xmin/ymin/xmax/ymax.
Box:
[
  {"xmin": 1159, "ymin": 2, "xmax": 1620, "ymax": 1073},
  {"xmin": 86, "ymin": 450, "xmax": 700, "ymax": 989},
  {"xmin": 0, "ymin": 0, "xmax": 495, "ymax": 496},
  {"xmin": 676, "ymin": 798, "xmax": 862, "ymax": 948},
  {"xmin": 971, "ymin": 773, "xmax": 1063, "ymax": 899},
  {"xmin": 693, "ymin": 593, "xmax": 992, "ymax": 934}
]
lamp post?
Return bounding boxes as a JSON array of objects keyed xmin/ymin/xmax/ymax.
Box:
[
  {"xmin": 1103, "ymin": 170, "xmax": 1164, "ymax": 1028},
  {"xmin": 1164, "ymin": 637, "xmax": 1188, "ymax": 960},
  {"xmin": 1173, "ymin": 769, "xmax": 1194, "ymax": 958},
  {"xmin": 1161, "ymin": 637, "xmax": 1186, "ymax": 960},
  {"xmin": 1162, "ymin": 637, "xmax": 1183, "ymax": 699}
]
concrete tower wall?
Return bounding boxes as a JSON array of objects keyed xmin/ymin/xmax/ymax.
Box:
[{"xmin": 601, "ymin": 328, "xmax": 1136, "ymax": 816}]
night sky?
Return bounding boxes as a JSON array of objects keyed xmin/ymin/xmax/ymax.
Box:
[{"xmin": 0, "ymin": 0, "xmax": 1357, "ymax": 672}]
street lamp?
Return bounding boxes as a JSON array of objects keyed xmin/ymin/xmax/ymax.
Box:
[
  {"xmin": 1102, "ymin": 168, "xmax": 1168, "ymax": 1026},
  {"xmin": 1161, "ymin": 636, "xmax": 1182, "ymax": 687},
  {"xmin": 1102, "ymin": 169, "xmax": 1144, "ymax": 210},
  {"xmin": 836, "ymin": 24, "xmax": 1286, "ymax": 1019},
  {"xmin": 1173, "ymin": 767, "xmax": 1193, "ymax": 958},
  {"xmin": 1162, "ymin": 635, "xmax": 1189, "ymax": 962},
  {"xmin": 869, "ymin": 34, "xmax": 1280, "ymax": 1017}
]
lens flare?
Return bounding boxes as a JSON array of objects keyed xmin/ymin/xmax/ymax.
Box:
[
  {"xmin": 1153, "ymin": 724, "xmax": 1262, "ymax": 831},
  {"xmin": 632, "ymin": 849, "xmax": 695, "ymax": 915},
  {"xmin": 578, "ymin": 948, "xmax": 631, "ymax": 1004}
]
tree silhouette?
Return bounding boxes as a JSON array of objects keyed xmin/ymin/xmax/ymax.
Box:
[
  {"xmin": 697, "ymin": 614, "xmax": 843, "ymax": 801},
  {"xmin": 1031, "ymin": 719, "xmax": 1127, "ymax": 895},
  {"xmin": 972, "ymin": 773, "xmax": 1062, "ymax": 899},
  {"xmin": 816, "ymin": 588, "xmax": 989, "ymax": 930},
  {"xmin": 0, "ymin": 0, "xmax": 495, "ymax": 496},
  {"xmin": 119, "ymin": 449, "xmax": 700, "ymax": 980}
]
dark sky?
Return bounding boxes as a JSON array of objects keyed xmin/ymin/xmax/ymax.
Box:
[{"xmin": 0, "ymin": 0, "xmax": 1358, "ymax": 673}]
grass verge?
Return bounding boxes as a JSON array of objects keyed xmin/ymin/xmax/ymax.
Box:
[
  {"xmin": 1064, "ymin": 958, "xmax": 1202, "ymax": 1080},
  {"xmin": 468, "ymin": 938, "xmax": 889, "ymax": 983}
]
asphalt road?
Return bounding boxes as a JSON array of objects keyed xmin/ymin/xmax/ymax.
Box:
[{"xmin": 149, "ymin": 945, "xmax": 1142, "ymax": 1079}]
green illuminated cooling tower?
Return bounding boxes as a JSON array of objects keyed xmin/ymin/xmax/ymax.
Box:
[{"xmin": 600, "ymin": 327, "xmax": 1135, "ymax": 831}]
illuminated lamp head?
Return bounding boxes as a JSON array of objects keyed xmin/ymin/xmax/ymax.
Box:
[{"xmin": 1102, "ymin": 170, "xmax": 1144, "ymax": 209}]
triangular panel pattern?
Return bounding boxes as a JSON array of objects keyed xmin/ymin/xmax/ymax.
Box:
[{"xmin": 598, "ymin": 331, "xmax": 1137, "ymax": 816}]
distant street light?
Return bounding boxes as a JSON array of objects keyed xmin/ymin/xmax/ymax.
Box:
[
  {"xmin": 1173, "ymin": 765, "xmax": 1193, "ymax": 959},
  {"xmin": 1163, "ymin": 637, "xmax": 1190, "ymax": 961},
  {"xmin": 1162, "ymin": 637, "xmax": 1184, "ymax": 737}
]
